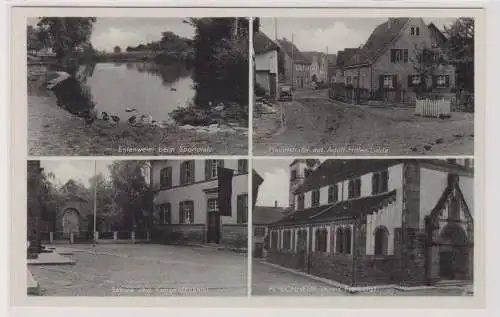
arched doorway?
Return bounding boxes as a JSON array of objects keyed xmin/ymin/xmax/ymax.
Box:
[
  {"xmin": 62, "ymin": 208, "xmax": 80, "ymax": 236},
  {"xmin": 438, "ymin": 223, "xmax": 469, "ymax": 280}
]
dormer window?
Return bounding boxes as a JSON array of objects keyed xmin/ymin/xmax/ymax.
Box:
[{"xmin": 311, "ymin": 189, "xmax": 320, "ymax": 207}]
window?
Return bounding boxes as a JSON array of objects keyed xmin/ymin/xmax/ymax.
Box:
[
  {"xmin": 158, "ymin": 203, "xmax": 171, "ymax": 224},
  {"xmin": 180, "ymin": 160, "xmax": 195, "ymax": 185},
  {"xmin": 410, "ymin": 26, "xmax": 420, "ymax": 36},
  {"xmin": 410, "ymin": 27, "xmax": 415, "ymax": 36},
  {"xmin": 237, "ymin": 160, "xmax": 248, "ymax": 173},
  {"xmin": 335, "ymin": 228, "xmax": 344, "ymax": 253},
  {"xmin": 390, "ymin": 49, "xmax": 408, "ymax": 63},
  {"xmin": 372, "ymin": 170, "xmax": 389, "ymax": 195},
  {"xmin": 311, "ymin": 189, "xmax": 320, "ymax": 207},
  {"xmin": 283, "ymin": 230, "xmax": 292, "ymax": 250},
  {"xmin": 315, "ymin": 228, "xmax": 328, "ymax": 252},
  {"xmin": 237, "ymin": 193, "xmax": 248, "ymax": 224},
  {"xmin": 408, "ymin": 75, "xmax": 422, "ymax": 87},
  {"xmin": 374, "ymin": 226, "xmax": 389, "ymax": 255},
  {"xmin": 346, "ymin": 76, "xmax": 352, "ymax": 85},
  {"xmin": 383, "ymin": 75, "xmax": 394, "ymax": 88},
  {"xmin": 343, "ymin": 227, "xmax": 352, "ymax": 255},
  {"xmin": 159, "ymin": 167, "xmax": 172, "ymax": 189},
  {"xmin": 297, "ymin": 194, "xmax": 305, "ymax": 210},
  {"xmin": 207, "ymin": 198, "xmax": 218, "ymax": 212},
  {"xmin": 254, "ymin": 227, "xmax": 266, "ymax": 237},
  {"xmin": 348, "ymin": 178, "xmax": 361, "ymax": 199},
  {"xmin": 434, "ymin": 75, "xmax": 450, "ymax": 88},
  {"xmin": 416, "ymin": 27, "xmax": 420, "ymax": 36},
  {"xmin": 291, "ymin": 169, "xmax": 297, "ymax": 181},
  {"xmin": 205, "ymin": 160, "xmax": 223, "ymax": 180},
  {"xmin": 328, "ymin": 185, "xmax": 338, "ymax": 203},
  {"xmin": 179, "ymin": 201, "xmax": 194, "ymax": 224}
]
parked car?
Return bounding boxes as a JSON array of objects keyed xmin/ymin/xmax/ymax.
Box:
[{"xmin": 279, "ymin": 85, "xmax": 293, "ymax": 101}]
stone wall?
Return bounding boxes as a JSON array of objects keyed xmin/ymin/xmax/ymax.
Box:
[
  {"xmin": 355, "ymin": 256, "xmax": 397, "ymax": 286},
  {"xmin": 310, "ymin": 253, "xmax": 354, "ymax": 285},
  {"xmin": 221, "ymin": 224, "xmax": 247, "ymax": 249},
  {"xmin": 152, "ymin": 224, "xmax": 206, "ymax": 245}
]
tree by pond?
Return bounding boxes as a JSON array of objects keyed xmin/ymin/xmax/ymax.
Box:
[{"xmin": 113, "ymin": 46, "xmax": 122, "ymax": 53}]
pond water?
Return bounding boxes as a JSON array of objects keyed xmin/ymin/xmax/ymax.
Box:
[{"xmin": 80, "ymin": 62, "xmax": 194, "ymax": 122}]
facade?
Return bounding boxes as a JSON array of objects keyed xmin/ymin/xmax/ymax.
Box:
[
  {"xmin": 277, "ymin": 39, "xmax": 312, "ymax": 89},
  {"xmin": 303, "ymin": 52, "xmax": 329, "ymax": 83},
  {"xmin": 150, "ymin": 159, "xmax": 250, "ymax": 248},
  {"xmin": 254, "ymin": 31, "xmax": 280, "ymax": 99},
  {"xmin": 267, "ymin": 159, "xmax": 474, "ymax": 287},
  {"xmin": 331, "ymin": 18, "xmax": 455, "ymax": 103}
]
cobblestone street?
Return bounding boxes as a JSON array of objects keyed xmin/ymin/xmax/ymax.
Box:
[
  {"xmin": 253, "ymin": 89, "xmax": 474, "ymax": 156},
  {"xmin": 29, "ymin": 244, "xmax": 248, "ymax": 296}
]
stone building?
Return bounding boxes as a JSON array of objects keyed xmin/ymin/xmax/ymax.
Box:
[
  {"xmin": 150, "ymin": 159, "xmax": 251, "ymax": 248},
  {"xmin": 254, "ymin": 31, "xmax": 280, "ymax": 99},
  {"xmin": 267, "ymin": 159, "xmax": 474, "ymax": 287}
]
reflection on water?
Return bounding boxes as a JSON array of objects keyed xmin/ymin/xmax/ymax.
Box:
[{"xmin": 78, "ymin": 62, "xmax": 194, "ymax": 122}]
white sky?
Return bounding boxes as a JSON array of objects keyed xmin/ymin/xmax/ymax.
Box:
[
  {"xmin": 28, "ymin": 17, "xmax": 195, "ymax": 52},
  {"xmin": 253, "ymin": 159, "xmax": 293, "ymax": 208},
  {"xmin": 40, "ymin": 160, "xmax": 113, "ymax": 188},
  {"xmin": 259, "ymin": 17, "xmax": 458, "ymax": 55}
]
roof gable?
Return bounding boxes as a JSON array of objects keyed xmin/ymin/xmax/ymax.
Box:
[
  {"xmin": 345, "ymin": 18, "xmax": 410, "ymax": 66},
  {"xmin": 254, "ymin": 31, "xmax": 280, "ymax": 54}
]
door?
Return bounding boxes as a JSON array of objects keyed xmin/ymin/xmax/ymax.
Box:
[
  {"xmin": 255, "ymin": 242, "xmax": 264, "ymax": 258},
  {"xmin": 62, "ymin": 209, "xmax": 80, "ymax": 237},
  {"xmin": 207, "ymin": 212, "xmax": 220, "ymax": 243}
]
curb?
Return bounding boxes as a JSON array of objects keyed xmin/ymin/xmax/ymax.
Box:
[{"xmin": 259, "ymin": 261, "xmax": 472, "ymax": 294}]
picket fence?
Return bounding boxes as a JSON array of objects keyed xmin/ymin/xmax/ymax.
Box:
[{"xmin": 415, "ymin": 99, "xmax": 451, "ymax": 117}]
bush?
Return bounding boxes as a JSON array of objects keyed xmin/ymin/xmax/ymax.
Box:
[{"xmin": 254, "ymin": 82, "xmax": 267, "ymax": 97}]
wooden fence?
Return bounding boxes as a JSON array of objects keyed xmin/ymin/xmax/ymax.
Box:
[{"xmin": 415, "ymin": 99, "xmax": 451, "ymax": 117}]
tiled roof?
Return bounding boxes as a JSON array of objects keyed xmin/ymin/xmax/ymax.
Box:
[
  {"xmin": 254, "ymin": 31, "xmax": 280, "ymax": 54},
  {"xmin": 344, "ymin": 18, "xmax": 410, "ymax": 67},
  {"xmin": 253, "ymin": 206, "xmax": 288, "ymax": 225},
  {"xmin": 273, "ymin": 190, "xmax": 397, "ymax": 226},
  {"xmin": 336, "ymin": 48, "xmax": 361, "ymax": 66},
  {"xmin": 294, "ymin": 159, "xmax": 403, "ymax": 195},
  {"xmin": 277, "ymin": 39, "xmax": 311, "ymax": 64}
]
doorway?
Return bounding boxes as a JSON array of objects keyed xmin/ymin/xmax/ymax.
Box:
[
  {"xmin": 207, "ymin": 212, "xmax": 221, "ymax": 244},
  {"xmin": 438, "ymin": 224, "xmax": 470, "ymax": 280}
]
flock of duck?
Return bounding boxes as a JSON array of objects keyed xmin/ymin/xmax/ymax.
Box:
[{"xmin": 100, "ymin": 107, "xmax": 165, "ymax": 127}]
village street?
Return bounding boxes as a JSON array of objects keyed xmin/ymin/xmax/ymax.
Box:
[
  {"xmin": 253, "ymin": 89, "xmax": 474, "ymax": 156},
  {"xmin": 252, "ymin": 260, "xmax": 471, "ymax": 296},
  {"xmin": 29, "ymin": 244, "xmax": 248, "ymax": 296}
]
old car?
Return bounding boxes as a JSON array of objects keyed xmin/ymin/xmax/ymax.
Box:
[{"xmin": 279, "ymin": 85, "xmax": 293, "ymax": 101}]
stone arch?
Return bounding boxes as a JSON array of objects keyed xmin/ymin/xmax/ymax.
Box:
[
  {"xmin": 438, "ymin": 223, "xmax": 470, "ymax": 280},
  {"xmin": 373, "ymin": 225, "xmax": 389, "ymax": 256},
  {"xmin": 61, "ymin": 208, "xmax": 81, "ymax": 235}
]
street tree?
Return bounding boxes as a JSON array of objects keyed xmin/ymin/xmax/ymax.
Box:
[
  {"xmin": 113, "ymin": 46, "xmax": 121, "ymax": 53},
  {"xmin": 443, "ymin": 18, "xmax": 474, "ymax": 91}
]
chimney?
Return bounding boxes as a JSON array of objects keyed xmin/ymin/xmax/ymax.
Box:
[{"xmin": 274, "ymin": 200, "xmax": 278, "ymax": 208}]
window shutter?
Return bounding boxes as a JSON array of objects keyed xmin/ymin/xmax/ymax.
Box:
[
  {"xmin": 237, "ymin": 195, "xmax": 242, "ymax": 223},
  {"xmin": 392, "ymin": 74, "xmax": 398, "ymax": 89},
  {"xmin": 372, "ymin": 174, "xmax": 378, "ymax": 195},
  {"xmin": 432, "ymin": 75, "xmax": 438, "ymax": 88},
  {"xmin": 445, "ymin": 75, "xmax": 450, "ymax": 88},
  {"xmin": 407, "ymin": 75, "xmax": 413, "ymax": 87},
  {"xmin": 382, "ymin": 170, "xmax": 389, "ymax": 192},
  {"xmin": 167, "ymin": 167, "xmax": 172, "ymax": 188},
  {"xmin": 205, "ymin": 160, "xmax": 210, "ymax": 180},
  {"xmin": 166, "ymin": 203, "xmax": 171, "ymax": 224},
  {"xmin": 379, "ymin": 75, "xmax": 384, "ymax": 91},
  {"xmin": 390, "ymin": 49, "xmax": 394, "ymax": 63},
  {"xmin": 179, "ymin": 201, "xmax": 184, "ymax": 224},
  {"xmin": 180, "ymin": 164, "xmax": 185, "ymax": 185},
  {"xmin": 159, "ymin": 205, "xmax": 164, "ymax": 224},
  {"xmin": 403, "ymin": 50, "xmax": 408, "ymax": 63},
  {"xmin": 190, "ymin": 160, "xmax": 195, "ymax": 183}
]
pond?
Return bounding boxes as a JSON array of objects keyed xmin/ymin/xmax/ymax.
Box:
[{"xmin": 80, "ymin": 62, "xmax": 194, "ymax": 122}]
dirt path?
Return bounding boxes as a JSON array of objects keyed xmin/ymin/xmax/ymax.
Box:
[
  {"xmin": 253, "ymin": 90, "xmax": 474, "ymax": 156},
  {"xmin": 28, "ymin": 92, "xmax": 248, "ymax": 156}
]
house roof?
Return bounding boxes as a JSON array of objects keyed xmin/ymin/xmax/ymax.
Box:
[
  {"xmin": 253, "ymin": 206, "xmax": 288, "ymax": 225},
  {"xmin": 336, "ymin": 48, "xmax": 361, "ymax": 67},
  {"xmin": 254, "ymin": 31, "xmax": 280, "ymax": 54},
  {"xmin": 344, "ymin": 18, "xmax": 410, "ymax": 67},
  {"xmin": 294, "ymin": 159, "xmax": 403, "ymax": 195},
  {"xmin": 277, "ymin": 39, "xmax": 311, "ymax": 64},
  {"xmin": 272, "ymin": 190, "xmax": 397, "ymax": 226},
  {"xmin": 427, "ymin": 22, "xmax": 448, "ymax": 46}
]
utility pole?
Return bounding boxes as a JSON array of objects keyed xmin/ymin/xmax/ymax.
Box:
[
  {"xmin": 291, "ymin": 32, "xmax": 295, "ymax": 89},
  {"xmin": 326, "ymin": 46, "xmax": 329, "ymax": 84},
  {"xmin": 93, "ymin": 160, "xmax": 97, "ymax": 247},
  {"xmin": 274, "ymin": 18, "xmax": 278, "ymax": 41}
]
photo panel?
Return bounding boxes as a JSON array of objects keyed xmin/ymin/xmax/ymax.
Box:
[
  {"xmin": 26, "ymin": 17, "xmax": 251, "ymax": 156},
  {"xmin": 252, "ymin": 16, "xmax": 475, "ymax": 156},
  {"xmin": 26, "ymin": 158, "xmax": 250, "ymax": 297},
  {"xmin": 252, "ymin": 158, "xmax": 474, "ymax": 296}
]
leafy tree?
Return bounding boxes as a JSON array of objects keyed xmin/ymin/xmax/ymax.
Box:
[
  {"xmin": 113, "ymin": 46, "xmax": 121, "ymax": 53},
  {"xmin": 187, "ymin": 18, "xmax": 250, "ymax": 108},
  {"xmin": 443, "ymin": 18, "xmax": 474, "ymax": 91},
  {"xmin": 411, "ymin": 44, "xmax": 445, "ymax": 98},
  {"xmin": 36, "ymin": 17, "xmax": 97, "ymax": 74},
  {"xmin": 109, "ymin": 161, "xmax": 155, "ymax": 232},
  {"xmin": 27, "ymin": 25, "xmax": 43, "ymax": 52}
]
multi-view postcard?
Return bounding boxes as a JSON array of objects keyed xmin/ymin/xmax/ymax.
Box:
[
  {"xmin": 27, "ymin": 17, "xmax": 250, "ymax": 156},
  {"xmin": 9, "ymin": 5, "xmax": 485, "ymax": 310},
  {"xmin": 253, "ymin": 17, "xmax": 475, "ymax": 156}
]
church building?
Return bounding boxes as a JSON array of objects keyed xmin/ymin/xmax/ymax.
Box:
[{"xmin": 267, "ymin": 159, "xmax": 474, "ymax": 287}]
